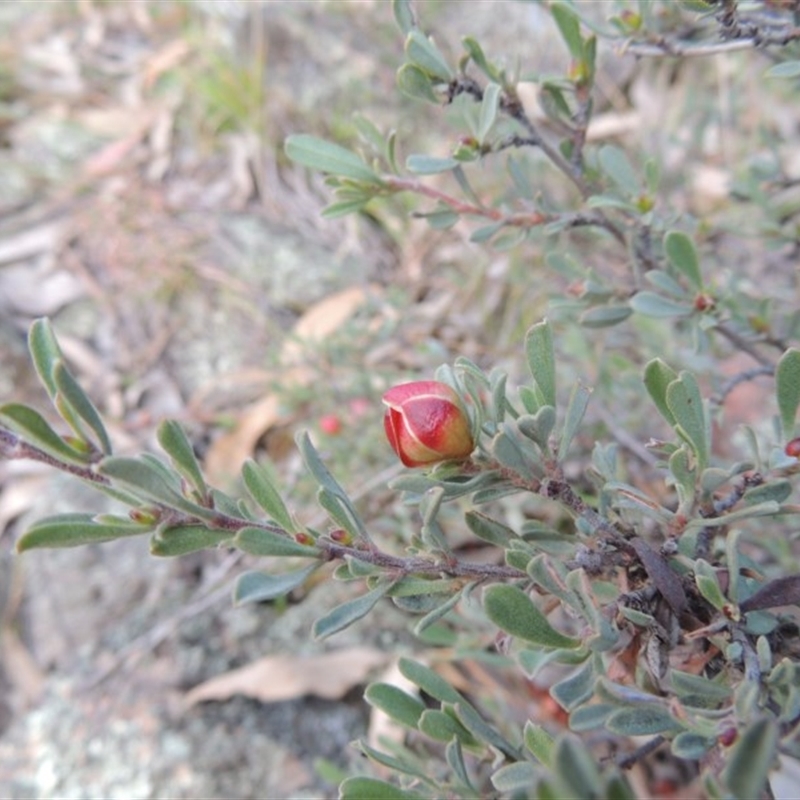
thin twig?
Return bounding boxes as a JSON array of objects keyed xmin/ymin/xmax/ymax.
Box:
[
  {"xmin": 712, "ymin": 365, "xmax": 774, "ymax": 406},
  {"xmin": 621, "ymin": 26, "xmax": 800, "ymax": 58},
  {"xmin": 616, "ymin": 735, "xmax": 666, "ymax": 769},
  {"xmin": 320, "ymin": 540, "xmax": 525, "ymax": 581},
  {"xmin": 714, "ymin": 322, "xmax": 775, "ymax": 368},
  {"xmin": 0, "ymin": 426, "xmax": 109, "ymax": 486}
]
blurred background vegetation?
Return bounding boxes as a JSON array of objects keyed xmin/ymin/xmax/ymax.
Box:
[{"xmin": 0, "ymin": 1, "xmax": 798, "ymax": 797}]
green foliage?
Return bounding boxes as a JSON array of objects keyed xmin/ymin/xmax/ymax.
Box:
[{"xmin": 4, "ymin": 2, "xmax": 800, "ymax": 798}]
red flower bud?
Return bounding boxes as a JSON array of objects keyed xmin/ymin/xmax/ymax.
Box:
[{"xmin": 382, "ymin": 381, "xmax": 474, "ymax": 467}]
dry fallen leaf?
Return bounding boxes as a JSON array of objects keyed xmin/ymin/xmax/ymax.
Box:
[{"xmin": 184, "ymin": 646, "xmax": 388, "ymax": 706}]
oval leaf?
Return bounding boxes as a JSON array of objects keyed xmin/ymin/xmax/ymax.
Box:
[
  {"xmin": 525, "ymin": 319, "xmax": 556, "ymax": 408},
  {"xmin": 665, "ymin": 230, "xmax": 702, "ymax": 290},
  {"xmin": 28, "ymin": 317, "xmax": 62, "ymax": 399},
  {"xmin": 606, "ymin": 705, "xmax": 681, "ymax": 735},
  {"xmin": 284, "ymin": 134, "xmax": 379, "ymax": 183},
  {"xmin": 666, "ymin": 371, "xmax": 709, "ymax": 471},
  {"xmin": 16, "ymin": 513, "xmax": 151, "ymax": 552},
  {"xmin": 150, "ymin": 525, "xmax": 232, "ymax": 556},
  {"xmin": 630, "ymin": 291, "xmax": 693, "ymax": 318},
  {"xmin": 643, "ymin": 358, "xmax": 679, "ymax": 426},
  {"xmin": 396, "ymin": 62, "xmax": 438, "ymax": 103},
  {"xmin": 157, "ymin": 420, "xmax": 205, "ymax": 498},
  {"xmin": 365, "ymin": 683, "xmax": 425, "ymax": 729},
  {"xmin": 776, "ymin": 348, "xmax": 800, "ymax": 439},
  {"xmin": 312, "ymin": 580, "xmax": 394, "ymax": 639},
  {"xmin": 483, "ymin": 584, "xmax": 579, "ymax": 649},
  {"xmin": 405, "ymin": 154, "xmax": 459, "ymax": 174},
  {"xmin": 241, "ymin": 458, "xmax": 295, "ymax": 532},
  {"xmin": 722, "ymin": 717, "xmax": 778, "ymax": 800},
  {"xmin": 53, "ymin": 361, "xmax": 112, "ymax": 454},
  {"xmin": 233, "ymin": 526, "xmax": 320, "ymax": 558},
  {"xmin": 233, "ymin": 564, "xmax": 319, "ymax": 606},
  {"xmin": 405, "ymin": 29, "xmax": 453, "ymax": 81},
  {"xmin": 98, "ymin": 456, "xmax": 216, "ymax": 520}
]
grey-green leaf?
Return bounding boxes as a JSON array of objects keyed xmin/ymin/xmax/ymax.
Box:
[
  {"xmin": 297, "ymin": 431, "xmax": 349, "ymax": 498},
  {"xmin": 28, "ymin": 317, "xmax": 62, "ymax": 399},
  {"xmin": 396, "ymin": 63, "xmax": 438, "ymax": 103},
  {"xmin": 722, "ymin": 717, "xmax": 778, "ymax": 800},
  {"xmin": 365, "ymin": 683, "xmax": 425, "ymax": 729},
  {"xmin": 97, "ymin": 456, "xmax": 216, "ymax": 520},
  {"xmin": 317, "ymin": 487, "xmax": 368, "ymax": 542},
  {"xmin": 550, "ymin": 2, "xmax": 584, "ymax": 60},
  {"xmin": 550, "ymin": 657, "xmax": 596, "ymax": 711},
  {"xmin": 478, "ymin": 82, "xmax": 501, "ymax": 143},
  {"xmin": 525, "ymin": 320, "xmax": 556, "ymax": 408},
  {"xmin": 157, "ymin": 420, "xmax": 205, "ymax": 498},
  {"xmin": 606, "ymin": 705, "xmax": 681, "ymax": 735},
  {"xmin": 462, "ymin": 36, "xmax": 499, "ymax": 81},
  {"xmin": 765, "ymin": 60, "xmax": 800, "ymax": 78},
  {"xmin": 665, "ymin": 230, "xmax": 702, "ymax": 290},
  {"xmin": 16, "ymin": 513, "xmax": 150, "ymax": 552},
  {"xmin": 483, "ymin": 584, "xmax": 580, "ymax": 649},
  {"xmin": 666, "ymin": 371, "xmax": 709, "ymax": 471},
  {"xmin": 399, "ymin": 657, "xmax": 466, "ymax": 706},
  {"xmin": 284, "ymin": 134, "xmax": 379, "ymax": 183},
  {"xmin": 598, "ymin": 145, "xmax": 639, "ymax": 196},
  {"xmin": 418, "ymin": 709, "xmax": 475, "ymax": 744},
  {"xmin": 776, "ymin": 348, "xmax": 800, "ymax": 439},
  {"xmin": 53, "ymin": 361, "xmax": 112, "ymax": 454},
  {"xmin": 241, "ymin": 458, "xmax": 296, "ymax": 532},
  {"xmin": 579, "ymin": 304, "xmax": 633, "ymax": 328},
  {"xmin": 405, "ymin": 29, "xmax": 453, "ymax": 81},
  {"xmin": 465, "ymin": 510, "xmax": 516, "ymax": 547},
  {"xmin": 491, "ymin": 762, "xmax": 540, "ymax": 794},
  {"xmin": 405, "ymin": 154, "xmax": 458, "ymax": 174},
  {"xmin": 630, "ymin": 291, "xmax": 693, "ymax": 318},
  {"xmin": 644, "ymin": 358, "xmax": 679, "ymax": 426},
  {"xmin": 150, "ymin": 525, "xmax": 232, "ymax": 556},
  {"xmin": 233, "ymin": 526, "xmax": 320, "ymax": 558},
  {"xmin": 523, "ymin": 721, "xmax": 555, "ymax": 765},
  {"xmin": 312, "ymin": 580, "xmax": 393, "ymax": 639},
  {"xmin": 233, "ymin": 564, "xmax": 319, "ymax": 605},
  {"xmin": 517, "ymin": 406, "xmax": 556, "ymax": 451},
  {"xmin": 552, "ymin": 735, "xmax": 602, "ymax": 798},
  {"xmin": 392, "ymin": 0, "xmax": 415, "ymax": 34},
  {"xmin": 558, "ymin": 382, "xmax": 591, "ymax": 460}
]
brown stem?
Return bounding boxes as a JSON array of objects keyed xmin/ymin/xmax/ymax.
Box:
[
  {"xmin": 622, "ymin": 26, "xmax": 800, "ymax": 58},
  {"xmin": 320, "ymin": 540, "xmax": 525, "ymax": 581},
  {"xmin": 0, "ymin": 426, "xmax": 110, "ymax": 487},
  {"xmin": 385, "ymin": 176, "xmax": 550, "ymax": 227}
]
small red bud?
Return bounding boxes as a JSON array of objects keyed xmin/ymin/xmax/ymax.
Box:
[
  {"xmin": 718, "ymin": 727, "xmax": 738, "ymax": 747},
  {"xmin": 319, "ymin": 414, "xmax": 343, "ymax": 436},
  {"xmin": 329, "ymin": 529, "xmax": 352, "ymax": 544},
  {"xmin": 294, "ymin": 532, "xmax": 315, "ymax": 546},
  {"xmin": 693, "ymin": 293, "xmax": 715, "ymax": 312},
  {"xmin": 785, "ymin": 437, "xmax": 800, "ymax": 458}
]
